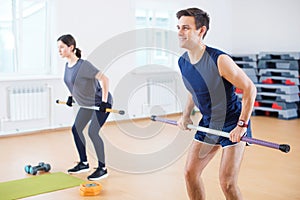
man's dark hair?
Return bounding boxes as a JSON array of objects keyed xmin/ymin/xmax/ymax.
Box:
[{"xmin": 176, "ymin": 8, "xmax": 210, "ymax": 38}]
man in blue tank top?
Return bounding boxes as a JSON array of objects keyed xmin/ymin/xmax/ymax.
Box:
[{"xmin": 176, "ymin": 8, "xmax": 257, "ymax": 200}]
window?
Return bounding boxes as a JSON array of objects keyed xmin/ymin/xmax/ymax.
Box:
[
  {"xmin": 0, "ymin": 0, "xmax": 50, "ymax": 75},
  {"xmin": 135, "ymin": 9, "xmax": 177, "ymax": 68}
]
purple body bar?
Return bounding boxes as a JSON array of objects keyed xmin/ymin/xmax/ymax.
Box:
[{"xmin": 151, "ymin": 115, "xmax": 290, "ymax": 153}]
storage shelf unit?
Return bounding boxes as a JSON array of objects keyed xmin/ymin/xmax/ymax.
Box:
[
  {"xmin": 255, "ymin": 52, "xmax": 300, "ymax": 119},
  {"xmin": 232, "ymin": 52, "xmax": 300, "ymax": 119}
]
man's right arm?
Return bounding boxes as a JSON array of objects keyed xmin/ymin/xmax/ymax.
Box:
[{"xmin": 177, "ymin": 93, "xmax": 195, "ymax": 130}]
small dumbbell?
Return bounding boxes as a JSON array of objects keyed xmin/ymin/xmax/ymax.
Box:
[{"xmin": 24, "ymin": 162, "xmax": 51, "ymax": 175}]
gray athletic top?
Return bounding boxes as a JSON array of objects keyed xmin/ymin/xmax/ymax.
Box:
[{"xmin": 64, "ymin": 59, "xmax": 113, "ymax": 106}]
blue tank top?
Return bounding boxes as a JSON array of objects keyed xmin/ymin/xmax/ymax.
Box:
[{"xmin": 178, "ymin": 46, "xmax": 241, "ymax": 129}]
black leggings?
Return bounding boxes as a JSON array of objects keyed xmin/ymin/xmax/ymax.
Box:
[{"xmin": 71, "ymin": 108, "xmax": 109, "ymax": 166}]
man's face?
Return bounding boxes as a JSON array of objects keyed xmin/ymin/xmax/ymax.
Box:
[{"xmin": 177, "ymin": 16, "xmax": 201, "ymax": 49}]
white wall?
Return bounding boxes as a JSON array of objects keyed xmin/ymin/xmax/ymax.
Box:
[
  {"xmin": 1, "ymin": 0, "xmax": 299, "ymax": 134},
  {"xmin": 51, "ymin": 0, "xmax": 137, "ymax": 73},
  {"xmin": 231, "ymin": 0, "xmax": 300, "ymax": 54}
]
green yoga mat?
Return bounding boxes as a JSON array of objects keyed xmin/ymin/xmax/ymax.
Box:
[{"xmin": 0, "ymin": 172, "xmax": 84, "ymax": 200}]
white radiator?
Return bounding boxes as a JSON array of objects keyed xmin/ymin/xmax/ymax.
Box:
[
  {"xmin": 8, "ymin": 85, "xmax": 48, "ymax": 121},
  {"xmin": 148, "ymin": 78, "xmax": 176, "ymax": 105},
  {"xmin": 146, "ymin": 77, "xmax": 178, "ymax": 114}
]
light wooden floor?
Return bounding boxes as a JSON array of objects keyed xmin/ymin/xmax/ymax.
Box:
[{"xmin": 0, "ymin": 114, "xmax": 299, "ymax": 200}]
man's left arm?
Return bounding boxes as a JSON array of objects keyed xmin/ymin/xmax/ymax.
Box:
[{"xmin": 218, "ymin": 54, "xmax": 257, "ymax": 142}]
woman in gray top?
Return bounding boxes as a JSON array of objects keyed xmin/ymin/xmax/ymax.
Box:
[{"xmin": 57, "ymin": 34, "xmax": 113, "ymax": 180}]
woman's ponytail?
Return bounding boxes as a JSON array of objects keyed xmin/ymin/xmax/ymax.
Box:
[{"xmin": 75, "ymin": 48, "xmax": 82, "ymax": 58}]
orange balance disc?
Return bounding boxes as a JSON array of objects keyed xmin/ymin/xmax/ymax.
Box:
[{"xmin": 80, "ymin": 181, "xmax": 102, "ymax": 196}]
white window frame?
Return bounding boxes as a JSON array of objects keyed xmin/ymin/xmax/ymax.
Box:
[
  {"xmin": 135, "ymin": 8, "xmax": 177, "ymax": 68},
  {"xmin": 0, "ymin": 0, "xmax": 51, "ymax": 77}
]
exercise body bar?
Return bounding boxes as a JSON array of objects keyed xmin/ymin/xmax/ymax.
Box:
[
  {"xmin": 150, "ymin": 115, "xmax": 290, "ymax": 153},
  {"xmin": 56, "ymin": 100, "xmax": 125, "ymax": 115}
]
